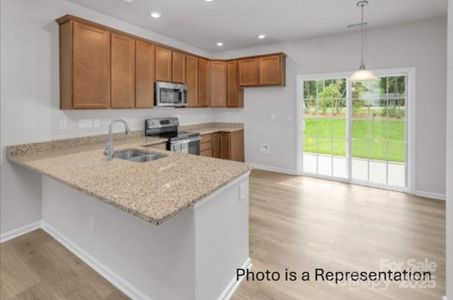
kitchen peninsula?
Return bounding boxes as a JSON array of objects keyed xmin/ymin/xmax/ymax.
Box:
[{"xmin": 6, "ymin": 123, "xmax": 251, "ymax": 300}]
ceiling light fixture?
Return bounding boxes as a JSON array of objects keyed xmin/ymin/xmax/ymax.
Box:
[
  {"xmin": 123, "ymin": 0, "xmax": 136, "ymax": 3},
  {"xmin": 205, "ymin": 0, "xmax": 213, "ymax": 2},
  {"xmin": 257, "ymin": 34, "xmax": 266, "ymax": 39},
  {"xmin": 216, "ymin": 42, "xmax": 224, "ymax": 47},
  {"xmin": 150, "ymin": 11, "xmax": 162, "ymax": 19},
  {"xmin": 349, "ymin": 0, "xmax": 377, "ymax": 81}
]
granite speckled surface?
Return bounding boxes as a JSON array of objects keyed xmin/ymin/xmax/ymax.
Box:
[
  {"xmin": 6, "ymin": 123, "xmax": 251, "ymax": 225},
  {"xmin": 181, "ymin": 122, "xmax": 244, "ymax": 135}
]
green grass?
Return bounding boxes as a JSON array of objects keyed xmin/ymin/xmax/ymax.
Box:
[{"xmin": 303, "ymin": 118, "xmax": 405, "ymax": 162}]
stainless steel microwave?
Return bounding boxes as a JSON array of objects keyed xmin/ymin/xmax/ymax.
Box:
[{"xmin": 155, "ymin": 81, "xmax": 188, "ymax": 107}]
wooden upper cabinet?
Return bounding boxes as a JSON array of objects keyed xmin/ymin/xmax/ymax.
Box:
[
  {"xmin": 60, "ymin": 21, "xmax": 111, "ymax": 109},
  {"xmin": 238, "ymin": 58, "xmax": 258, "ymax": 87},
  {"xmin": 186, "ymin": 55, "xmax": 198, "ymax": 107},
  {"xmin": 210, "ymin": 61, "xmax": 227, "ymax": 107},
  {"xmin": 111, "ymin": 33, "xmax": 135, "ymax": 108},
  {"xmin": 227, "ymin": 60, "xmax": 243, "ymax": 107},
  {"xmin": 198, "ymin": 58, "xmax": 210, "ymax": 107},
  {"xmin": 259, "ymin": 55, "xmax": 285, "ymax": 86},
  {"xmin": 172, "ymin": 51, "xmax": 186, "ymax": 83},
  {"xmin": 135, "ymin": 40, "xmax": 155, "ymax": 108},
  {"xmin": 155, "ymin": 46, "xmax": 172, "ymax": 82},
  {"xmin": 238, "ymin": 54, "xmax": 286, "ymax": 87}
]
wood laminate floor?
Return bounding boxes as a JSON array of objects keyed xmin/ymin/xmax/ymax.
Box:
[{"xmin": 0, "ymin": 170, "xmax": 445, "ymax": 300}]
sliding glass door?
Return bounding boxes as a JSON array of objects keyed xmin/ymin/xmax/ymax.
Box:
[{"xmin": 301, "ymin": 71, "xmax": 409, "ymax": 190}]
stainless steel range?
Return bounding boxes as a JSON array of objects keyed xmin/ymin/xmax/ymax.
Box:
[{"xmin": 145, "ymin": 118, "xmax": 200, "ymax": 155}]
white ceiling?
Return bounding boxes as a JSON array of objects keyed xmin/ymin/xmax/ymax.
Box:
[{"xmin": 68, "ymin": 0, "xmax": 448, "ymax": 53}]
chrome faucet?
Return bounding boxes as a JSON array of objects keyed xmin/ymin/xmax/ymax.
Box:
[{"xmin": 104, "ymin": 119, "xmax": 131, "ymax": 160}]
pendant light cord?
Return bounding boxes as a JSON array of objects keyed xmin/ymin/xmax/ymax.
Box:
[{"xmin": 360, "ymin": 3, "xmax": 365, "ymax": 68}]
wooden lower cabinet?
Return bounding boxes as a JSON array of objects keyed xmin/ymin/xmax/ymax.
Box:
[
  {"xmin": 220, "ymin": 130, "xmax": 244, "ymax": 162},
  {"xmin": 211, "ymin": 133, "xmax": 221, "ymax": 158},
  {"xmin": 200, "ymin": 134, "xmax": 213, "ymax": 157},
  {"xmin": 201, "ymin": 130, "xmax": 244, "ymax": 162}
]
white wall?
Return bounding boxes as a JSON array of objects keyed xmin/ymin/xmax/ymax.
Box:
[
  {"xmin": 446, "ymin": 1, "xmax": 453, "ymax": 299},
  {"xmin": 0, "ymin": 0, "xmax": 217, "ymax": 234},
  {"xmin": 213, "ymin": 17, "xmax": 448, "ymax": 197}
]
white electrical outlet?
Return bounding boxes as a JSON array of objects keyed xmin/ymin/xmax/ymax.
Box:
[
  {"xmin": 261, "ymin": 144, "xmax": 270, "ymax": 153},
  {"xmin": 79, "ymin": 119, "xmax": 93, "ymax": 128},
  {"xmin": 58, "ymin": 119, "xmax": 66, "ymax": 130},
  {"xmin": 89, "ymin": 217, "xmax": 96, "ymax": 235},
  {"xmin": 288, "ymin": 113, "xmax": 293, "ymax": 121}
]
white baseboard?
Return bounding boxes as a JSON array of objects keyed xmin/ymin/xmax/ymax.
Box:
[
  {"xmin": 250, "ymin": 163, "xmax": 299, "ymax": 176},
  {"xmin": 0, "ymin": 221, "xmax": 41, "ymax": 243},
  {"xmin": 414, "ymin": 190, "xmax": 446, "ymax": 201},
  {"xmin": 41, "ymin": 221, "xmax": 151, "ymax": 300},
  {"xmin": 218, "ymin": 258, "xmax": 252, "ymax": 300}
]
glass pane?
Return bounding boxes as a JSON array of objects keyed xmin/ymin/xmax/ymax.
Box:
[
  {"xmin": 333, "ymin": 155, "xmax": 348, "ymax": 178},
  {"xmin": 369, "ymin": 161, "xmax": 387, "ymax": 185},
  {"xmin": 388, "ymin": 162, "xmax": 406, "ymax": 187},
  {"xmin": 317, "ymin": 154, "xmax": 332, "ymax": 176},
  {"xmin": 303, "ymin": 153, "xmax": 317, "ymax": 174},
  {"xmin": 352, "ymin": 157, "xmax": 368, "ymax": 181},
  {"xmin": 388, "ymin": 141, "xmax": 405, "ymax": 164},
  {"xmin": 304, "ymin": 135, "xmax": 317, "ymax": 154}
]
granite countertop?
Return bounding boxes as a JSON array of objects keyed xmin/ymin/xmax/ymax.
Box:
[
  {"xmin": 6, "ymin": 123, "xmax": 251, "ymax": 225},
  {"xmin": 181, "ymin": 122, "xmax": 244, "ymax": 135}
]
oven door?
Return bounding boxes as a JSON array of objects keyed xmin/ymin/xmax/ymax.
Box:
[
  {"xmin": 170, "ymin": 137, "xmax": 200, "ymax": 155},
  {"xmin": 155, "ymin": 82, "xmax": 188, "ymax": 107}
]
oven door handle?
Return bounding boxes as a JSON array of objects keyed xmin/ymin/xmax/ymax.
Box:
[{"xmin": 170, "ymin": 136, "xmax": 201, "ymax": 152}]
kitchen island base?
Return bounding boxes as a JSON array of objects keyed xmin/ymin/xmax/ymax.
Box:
[{"xmin": 40, "ymin": 173, "xmax": 250, "ymax": 300}]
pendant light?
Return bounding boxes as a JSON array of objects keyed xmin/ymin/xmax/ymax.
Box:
[{"xmin": 349, "ymin": 0, "xmax": 378, "ymax": 81}]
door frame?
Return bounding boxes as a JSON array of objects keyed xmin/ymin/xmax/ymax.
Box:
[{"xmin": 296, "ymin": 68, "xmax": 416, "ymax": 193}]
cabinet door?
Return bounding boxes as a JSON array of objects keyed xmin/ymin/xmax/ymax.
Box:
[
  {"xmin": 220, "ymin": 133, "xmax": 231, "ymax": 160},
  {"xmin": 198, "ymin": 59, "xmax": 210, "ymax": 107},
  {"xmin": 73, "ymin": 22, "xmax": 111, "ymax": 108},
  {"xmin": 155, "ymin": 46, "xmax": 172, "ymax": 82},
  {"xmin": 172, "ymin": 51, "xmax": 186, "ymax": 83},
  {"xmin": 259, "ymin": 55, "xmax": 283, "ymax": 86},
  {"xmin": 230, "ymin": 130, "xmax": 245, "ymax": 162},
  {"xmin": 111, "ymin": 33, "xmax": 135, "ymax": 108},
  {"xmin": 210, "ymin": 61, "xmax": 227, "ymax": 107},
  {"xmin": 212, "ymin": 133, "xmax": 221, "ymax": 158},
  {"xmin": 135, "ymin": 40, "xmax": 155, "ymax": 108},
  {"xmin": 227, "ymin": 61, "xmax": 243, "ymax": 107},
  {"xmin": 186, "ymin": 55, "xmax": 198, "ymax": 107},
  {"xmin": 238, "ymin": 58, "xmax": 258, "ymax": 87}
]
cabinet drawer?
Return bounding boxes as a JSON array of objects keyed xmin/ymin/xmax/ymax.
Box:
[
  {"xmin": 201, "ymin": 142, "xmax": 212, "ymax": 152},
  {"xmin": 200, "ymin": 149, "xmax": 212, "ymax": 157},
  {"xmin": 200, "ymin": 134, "xmax": 212, "ymax": 144}
]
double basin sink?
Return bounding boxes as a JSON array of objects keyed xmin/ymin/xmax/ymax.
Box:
[{"xmin": 113, "ymin": 149, "xmax": 167, "ymax": 163}]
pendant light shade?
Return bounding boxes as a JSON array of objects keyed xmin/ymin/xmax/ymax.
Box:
[
  {"xmin": 350, "ymin": 65, "xmax": 378, "ymax": 81},
  {"xmin": 349, "ymin": 1, "xmax": 377, "ymax": 82}
]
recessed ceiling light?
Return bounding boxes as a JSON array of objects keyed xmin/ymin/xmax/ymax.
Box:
[
  {"xmin": 257, "ymin": 34, "xmax": 266, "ymax": 39},
  {"xmin": 216, "ymin": 42, "xmax": 224, "ymax": 47},
  {"xmin": 150, "ymin": 11, "xmax": 162, "ymax": 18},
  {"xmin": 123, "ymin": 0, "xmax": 136, "ymax": 3},
  {"xmin": 205, "ymin": 0, "xmax": 213, "ymax": 2}
]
